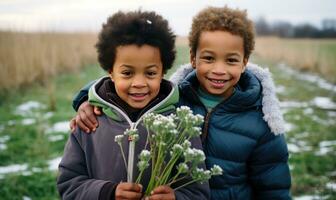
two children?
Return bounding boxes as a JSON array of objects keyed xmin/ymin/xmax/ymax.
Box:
[
  {"xmin": 66, "ymin": 6, "xmax": 292, "ymax": 200},
  {"xmin": 57, "ymin": 10, "xmax": 209, "ymax": 200}
]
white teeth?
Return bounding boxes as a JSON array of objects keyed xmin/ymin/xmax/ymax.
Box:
[{"xmin": 210, "ymin": 79, "xmax": 225, "ymax": 83}]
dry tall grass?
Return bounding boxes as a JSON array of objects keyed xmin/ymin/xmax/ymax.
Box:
[
  {"xmin": 0, "ymin": 31, "xmax": 97, "ymax": 90},
  {"xmin": 254, "ymin": 37, "xmax": 336, "ymax": 83}
]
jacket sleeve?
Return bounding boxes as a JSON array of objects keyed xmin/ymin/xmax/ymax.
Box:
[
  {"xmin": 174, "ymin": 136, "xmax": 211, "ymax": 200},
  {"xmin": 57, "ymin": 131, "xmax": 113, "ymax": 200},
  {"xmin": 72, "ymin": 80, "xmax": 96, "ymax": 111},
  {"xmin": 248, "ymin": 131, "xmax": 292, "ymax": 200}
]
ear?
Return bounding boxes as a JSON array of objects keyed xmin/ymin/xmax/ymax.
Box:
[
  {"xmin": 190, "ymin": 49, "xmax": 196, "ymax": 69},
  {"xmin": 242, "ymin": 58, "xmax": 248, "ymax": 73},
  {"xmin": 108, "ymin": 69, "xmax": 114, "ymax": 81}
]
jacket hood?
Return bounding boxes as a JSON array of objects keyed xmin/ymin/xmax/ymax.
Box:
[
  {"xmin": 169, "ymin": 63, "xmax": 286, "ymax": 135},
  {"xmin": 88, "ymin": 76, "xmax": 179, "ymax": 123}
]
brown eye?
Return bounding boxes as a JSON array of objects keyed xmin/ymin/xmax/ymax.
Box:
[
  {"xmin": 227, "ymin": 58, "xmax": 239, "ymax": 64},
  {"xmin": 121, "ymin": 71, "xmax": 132, "ymax": 76},
  {"xmin": 147, "ymin": 71, "xmax": 157, "ymax": 77},
  {"xmin": 202, "ymin": 56, "xmax": 214, "ymax": 62}
]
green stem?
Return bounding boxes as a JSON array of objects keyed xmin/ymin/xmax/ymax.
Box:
[
  {"xmin": 173, "ymin": 179, "xmax": 198, "ymax": 191},
  {"xmin": 135, "ymin": 170, "xmax": 144, "ymax": 184},
  {"xmin": 119, "ymin": 144, "xmax": 128, "ymax": 171},
  {"xmin": 167, "ymin": 175, "xmax": 188, "ymax": 186},
  {"xmin": 146, "ymin": 142, "xmax": 164, "ymax": 195}
]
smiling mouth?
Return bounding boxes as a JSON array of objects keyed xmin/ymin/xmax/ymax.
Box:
[
  {"xmin": 129, "ymin": 93, "xmax": 149, "ymax": 101},
  {"xmin": 206, "ymin": 78, "xmax": 229, "ymax": 88}
]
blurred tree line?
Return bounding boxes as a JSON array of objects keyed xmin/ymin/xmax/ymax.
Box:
[{"xmin": 254, "ymin": 17, "xmax": 336, "ymax": 38}]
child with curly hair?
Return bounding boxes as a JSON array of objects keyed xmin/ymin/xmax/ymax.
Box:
[{"xmin": 57, "ymin": 10, "xmax": 209, "ymax": 200}]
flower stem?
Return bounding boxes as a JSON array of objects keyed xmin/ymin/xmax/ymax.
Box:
[{"xmin": 119, "ymin": 144, "xmax": 128, "ymax": 171}]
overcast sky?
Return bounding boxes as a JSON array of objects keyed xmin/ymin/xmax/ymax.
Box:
[{"xmin": 0, "ymin": 0, "xmax": 335, "ymax": 35}]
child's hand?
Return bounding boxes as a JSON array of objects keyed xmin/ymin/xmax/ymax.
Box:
[
  {"xmin": 69, "ymin": 101, "xmax": 102, "ymax": 133},
  {"xmin": 115, "ymin": 182, "xmax": 143, "ymax": 200},
  {"xmin": 147, "ymin": 185, "xmax": 175, "ymax": 200}
]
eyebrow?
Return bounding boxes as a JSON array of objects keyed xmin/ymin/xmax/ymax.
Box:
[
  {"xmin": 200, "ymin": 50, "xmax": 241, "ymax": 57},
  {"xmin": 120, "ymin": 64, "xmax": 159, "ymax": 69}
]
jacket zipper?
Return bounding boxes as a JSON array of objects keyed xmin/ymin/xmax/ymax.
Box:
[
  {"xmin": 188, "ymin": 86, "xmax": 224, "ymax": 143},
  {"xmin": 91, "ymin": 78, "xmax": 175, "ymax": 182}
]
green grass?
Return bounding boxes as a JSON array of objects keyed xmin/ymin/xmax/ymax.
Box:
[
  {"xmin": 253, "ymin": 56, "xmax": 336, "ymax": 198},
  {"xmin": 0, "ymin": 46, "xmax": 335, "ymax": 199}
]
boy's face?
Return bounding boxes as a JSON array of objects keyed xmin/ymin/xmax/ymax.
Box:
[
  {"xmin": 191, "ymin": 31, "xmax": 247, "ymax": 99},
  {"xmin": 109, "ymin": 44, "xmax": 163, "ymax": 109}
]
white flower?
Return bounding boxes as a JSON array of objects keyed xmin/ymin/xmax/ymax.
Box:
[
  {"xmin": 170, "ymin": 144, "xmax": 183, "ymax": 156},
  {"xmin": 139, "ymin": 150, "xmax": 151, "ymax": 161},
  {"xmin": 137, "ymin": 160, "xmax": 150, "ymax": 171},
  {"xmin": 177, "ymin": 163, "xmax": 189, "ymax": 174},
  {"xmin": 191, "ymin": 168, "xmax": 211, "ymax": 182},
  {"xmin": 184, "ymin": 148, "xmax": 205, "ymax": 164},
  {"xmin": 114, "ymin": 135, "xmax": 124, "ymax": 144},
  {"xmin": 188, "ymin": 127, "xmax": 202, "ymax": 137},
  {"xmin": 210, "ymin": 165, "xmax": 223, "ymax": 176},
  {"xmin": 124, "ymin": 128, "xmax": 138, "ymax": 136},
  {"xmin": 182, "ymin": 140, "xmax": 191, "ymax": 150}
]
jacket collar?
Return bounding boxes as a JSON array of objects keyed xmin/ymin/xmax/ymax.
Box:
[
  {"xmin": 170, "ymin": 63, "xmax": 286, "ymax": 135},
  {"xmin": 88, "ymin": 76, "xmax": 179, "ymax": 125},
  {"xmin": 180, "ymin": 70, "xmax": 262, "ymax": 113}
]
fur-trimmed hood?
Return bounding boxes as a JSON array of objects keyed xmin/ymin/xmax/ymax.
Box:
[{"xmin": 169, "ymin": 63, "xmax": 286, "ymax": 135}]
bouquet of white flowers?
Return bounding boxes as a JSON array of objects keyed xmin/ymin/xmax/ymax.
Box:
[{"xmin": 115, "ymin": 106, "xmax": 222, "ymax": 196}]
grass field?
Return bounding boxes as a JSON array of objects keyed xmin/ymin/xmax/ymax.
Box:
[
  {"xmin": 0, "ymin": 31, "xmax": 97, "ymax": 91},
  {"xmin": 0, "ymin": 40, "xmax": 336, "ymax": 199},
  {"xmin": 254, "ymin": 37, "xmax": 336, "ymax": 84}
]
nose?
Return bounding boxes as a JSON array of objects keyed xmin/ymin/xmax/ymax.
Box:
[
  {"xmin": 131, "ymin": 75, "xmax": 146, "ymax": 88},
  {"xmin": 212, "ymin": 61, "xmax": 227, "ymax": 75}
]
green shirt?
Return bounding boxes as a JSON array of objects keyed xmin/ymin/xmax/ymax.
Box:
[{"xmin": 196, "ymin": 87, "xmax": 225, "ymax": 110}]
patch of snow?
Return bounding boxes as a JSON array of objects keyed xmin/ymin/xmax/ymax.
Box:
[
  {"xmin": 21, "ymin": 118, "xmax": 36, "ymax": 125},
  {"xmin": 287, "ymin": 143, "xmax": 300, "ymax": 153},
  {"xmin": 289, "ymin": 164, "xmax": 294, "ymax": 170},
  {"xmin": 284, "ymin": 122, "xmax": 296, "ymax": 132},
  {"xmin": 15, "ymin": 101, "xmax": 46, "ymax": 116},
  {"xmin": 0, "ymin": 135, "xmax": 10, "ymax": 143},
  {"xmin": 319, "ymin": 140, "xmax": 336, "ymax": 147},
  {"xmin": 287, "ymin": 140, "xmax": 312, "ymax": 153},
  {"xmin": 7, "ymin": 120, "xmax": 16, "ymax": 126},
  {"xmin": 0, "ymin": 124, "xmax": 4, "ymax": 132},
  {"xmin": 310, "ymin": 115, "xmax": 334, "ymax": 126},
  {"xmin": 311, "ymin": 97, "xmax": 336, "ymax": 110},
  {"xmin": 46, "ymin": 121, "xmax": 69, "ymax": 134},
  {"xmin": 22, "ymin": 196, "xmax": 32, "ymax": 200},
  {"xmin": 303, "ymin": 108, "xmax": 314, "ymax": 115},
  {"xmin": 276, "ymin": 85, "xmax": 286, "ymax": 94},
  {"xmin": 280, "ymin": 101, "xmax": 309, "ymax": 108},
  {"xmin": 326, "ymin": 182, "xmax": 336, "ymax": 190},
  {"xmin": 44, "ymin": 112, "xmax": 54, "ymax": 119},
  {"xmin": 315, "ymin": 146, "xmax": 334, "ymax": 156},
  {"xmin": 0, "ymin": 164, "xmax": 28, "ymax": 174},
  {"xmin": 48, "ymin": 157, "xmax": 62, "ymax": 171},
  {"xmin": 0, "ymin": 144, "xmax": 7, "ymax": 150},
  {"xmin": 328, "ymin": 111, "xmax": 336, "ymax": 117},
  {"xmin": 294, "ymin": 195, "xmax": 327, "ymax": 200},
  {"xmin": 294, "ymin": 132, "xmax": 310, "ymax": 139},
  {"xmin": 0, "ymin": 135, "xmax": 10, "ymax": 151},
  {"xmin": 278, "ymin": 63, "xmax": 336, "ymax": 93},
  {"xmin": 48, "ymin": 135, "xmax": 64, "ymax": 142}
]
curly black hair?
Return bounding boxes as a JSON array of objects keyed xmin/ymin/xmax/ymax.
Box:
[
  {"xmin": 189, "ymin": 6, "xmax": 255, "ymax": 59},
  {"xmin": 96, "ymin": 10, "xmax": 176, "ymax": 73}
]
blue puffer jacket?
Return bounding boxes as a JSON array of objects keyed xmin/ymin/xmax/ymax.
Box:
[{"xmin": 178, "ymin": 70, "xmax": 291, "ymax": 200}]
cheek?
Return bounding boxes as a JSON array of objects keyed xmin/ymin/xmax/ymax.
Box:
[
  {"xmin": 114, "ymin": 81, "xmax": 129, "ymax": 95},
  {"xmin": 150, "ymin": 79, "xmax": 162, "ymax": 95}
]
